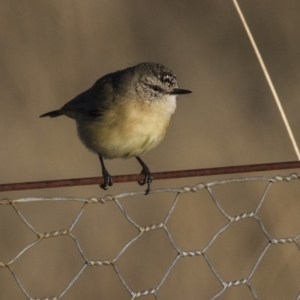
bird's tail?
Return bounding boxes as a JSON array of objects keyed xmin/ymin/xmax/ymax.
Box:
[{"xmin": 39, "ymin": 110, "xmax": 63, "ymax": 118}]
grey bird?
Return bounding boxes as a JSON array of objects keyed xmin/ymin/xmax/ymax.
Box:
[{"xmin": 40, "ymin": 62, "xmax": 192, "ymax": 194}]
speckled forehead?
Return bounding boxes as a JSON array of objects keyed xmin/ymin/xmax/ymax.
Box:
[
  {"xmin": 136, "ymin": 63, "xmax": 178, "ymax": 87},
  {"xmin": 159, "ymin": 72, "xmax": 177, "ymax": 87}
]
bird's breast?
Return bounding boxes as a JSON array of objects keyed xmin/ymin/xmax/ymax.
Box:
[{"xmin": 77, "ymin": 97, "xmax": 176, "ymax": 158}]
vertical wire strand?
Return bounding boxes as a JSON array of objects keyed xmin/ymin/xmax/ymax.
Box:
[{"xmin": 232, "ymin": 0, "xmax": 300, "ymax": 161}]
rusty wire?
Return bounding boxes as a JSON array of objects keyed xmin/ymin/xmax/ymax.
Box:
[{"xmin": 1, "ymin": 160, "xmax": 300, "ymax": 192}]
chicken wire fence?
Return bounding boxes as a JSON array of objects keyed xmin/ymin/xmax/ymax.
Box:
[{"xmin": 1, "ymin": 173, "xmax": 300, "ymax": 300}]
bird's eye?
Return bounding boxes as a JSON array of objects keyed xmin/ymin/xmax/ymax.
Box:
[{"xmin": 151, "ymin": 85, "xmax": 162, "ymax": 92}]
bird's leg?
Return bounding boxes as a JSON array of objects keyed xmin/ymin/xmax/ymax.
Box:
[
  {"xmin": 98, "ymin": 155, "xmax": 113, "ymax": 190},
  {"xmin": 136, "ymin": 156, "xmax": 153, "ymax": 195}
]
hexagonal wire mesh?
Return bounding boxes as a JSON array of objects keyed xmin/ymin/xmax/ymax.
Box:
[{"xmin": 1, "ymin": 173, "xmax": 300, "ymax": 299}]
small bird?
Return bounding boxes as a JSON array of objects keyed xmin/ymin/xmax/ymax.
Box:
[{"xmin": 40, "ymin": 62, "xmax": 192, "ymax": 194}]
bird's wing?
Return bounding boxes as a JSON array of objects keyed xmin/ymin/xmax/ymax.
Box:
[{"xmin": 62, "ymin": 74, "xmax": 115, "ymax": 117}]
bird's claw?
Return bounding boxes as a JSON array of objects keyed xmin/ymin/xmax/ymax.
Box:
[
  {"xmin": 100, "ymin": 171, "xmax": 113, "ymax": 190},
  {"xmin": 138, "ymin": 167, "xmax": 153, "ymax": 195}
]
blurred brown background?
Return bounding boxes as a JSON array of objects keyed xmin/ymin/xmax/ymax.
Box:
[{"xmin": 1, "ymin": 0, "xmax": 300, "ymax": 299}]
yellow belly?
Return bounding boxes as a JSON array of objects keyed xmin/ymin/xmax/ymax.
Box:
[{"xmin": 76, "ymin": 98, "xmax": 174, "ymax": 159}]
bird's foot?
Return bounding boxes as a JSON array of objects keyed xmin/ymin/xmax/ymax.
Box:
[
  {"xmin": 138, "ymin": 166, "xmax": 153, "ymax": 195},
  {"xmin": 100, "ymin": 169, "xmax": 113, "ymax": 190}
]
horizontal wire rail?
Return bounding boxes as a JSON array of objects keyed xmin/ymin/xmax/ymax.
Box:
[{"xmin": 1, "ymin": 160, "xmax": 300, "ymax": 192}]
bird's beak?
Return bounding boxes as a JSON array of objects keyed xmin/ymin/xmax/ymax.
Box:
[{"xmin": 169, "ymin": 88, "xmax": 192, "ymax": 95}]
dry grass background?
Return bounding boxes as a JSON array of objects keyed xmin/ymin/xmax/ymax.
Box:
[{"xmin": 1, "ymin": 0, "xmax": 300, "ymax": 299}]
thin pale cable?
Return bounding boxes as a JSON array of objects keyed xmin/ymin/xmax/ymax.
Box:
[{"xmin": 232, "ymin": 0, "xmax": 300, "ymax": 161}]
